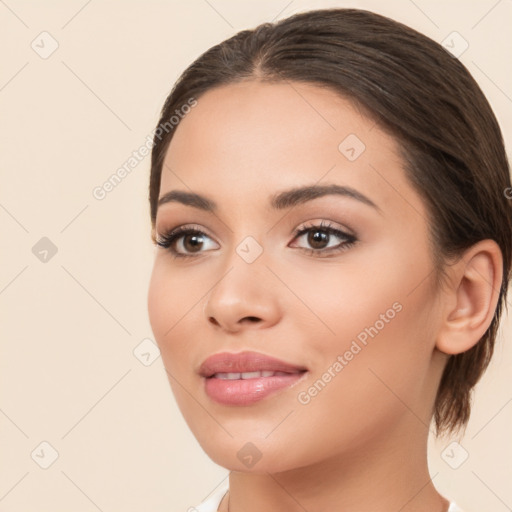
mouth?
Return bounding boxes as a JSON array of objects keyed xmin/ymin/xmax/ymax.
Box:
[
  {"xmin": 199, "ymin": 351, "xmax": 308, "ymax": 406},
  {"xmin": 210, "ymin": 370, "xmax": 303, "ymax": 379}
]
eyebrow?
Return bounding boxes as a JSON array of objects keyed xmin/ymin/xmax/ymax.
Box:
[{"xmin": 157, "ymin": 184, "xmax": 382, "ymax": 214}]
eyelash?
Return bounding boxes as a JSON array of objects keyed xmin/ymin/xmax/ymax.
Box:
[{"xmin": 155, "ymin": 221, "xmax": 357, "ymax": 259}]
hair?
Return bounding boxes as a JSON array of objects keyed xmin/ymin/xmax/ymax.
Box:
[{"xmin": 148, "ymin": 8, "xmax": 512, "ymax": 437}]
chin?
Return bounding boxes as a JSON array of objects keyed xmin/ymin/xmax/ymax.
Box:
[{"xmin": 192, "ymin": 430, "xmax": 308, "ymax": 474}]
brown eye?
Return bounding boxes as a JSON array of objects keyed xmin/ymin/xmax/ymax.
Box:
[
  {"xmin": 290, "ymin": 222, "xmax": 357, "ymax": 256},
  {"xmin": 182, "ymin": 233, "xmax": 205, "ymax": 253},
  {"xmin": 307, "ymin": 229, "xmax": 330, "ymax": 249},
  {"xmin": 156, "ymin": 226, "xmax": 219, "ymax": 258}
]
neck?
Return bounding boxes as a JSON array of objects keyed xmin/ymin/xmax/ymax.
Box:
[{"xmin": 223, "ymin": 416, "xmax": 449, "ymax": 512}]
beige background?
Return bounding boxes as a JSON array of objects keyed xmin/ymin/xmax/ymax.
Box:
[{"xmin": 1, "ymin": 1, "xmax": 511, "ymax": 511}]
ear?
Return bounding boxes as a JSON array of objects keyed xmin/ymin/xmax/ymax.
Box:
[{"xmin": 435, "ymin": 239, "xmax": 503, "ymax": 355}]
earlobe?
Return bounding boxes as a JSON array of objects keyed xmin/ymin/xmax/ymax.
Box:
[{"xmin": 435, "ymin": 239, "xmax": 503, "ymax": 356}]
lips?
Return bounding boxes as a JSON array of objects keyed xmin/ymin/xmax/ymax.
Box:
[
  {"xmin": 198, "ymin": 351, "xmax": 308, "ymax": 378},
  {"xmin": 199, "ymin": 351, "xmax": 308, "ymax": 406}
]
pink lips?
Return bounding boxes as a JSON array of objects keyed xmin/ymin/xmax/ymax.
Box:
[{"xmin": 199, "ymin": 351, "xmax": 308, "ymax": 406}]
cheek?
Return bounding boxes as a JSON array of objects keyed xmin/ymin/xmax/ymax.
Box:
[
  {"xmin": 283, "ymin": 290, "xmax": 436, "ymax": 466},
  {"xmin": 147, "ymin": 262, "xmax": 203, "ymax": 417},
  {"xmin": 287, "ymin": 245, "xmax": 436, "ymax": 407},
  {"xmin": 147, "ymin": 258, "xmax": 202, "ymax": 333},
  {"xmin": 147, "ymin": 261, "xmax": 196, "ymax": 362},
  {"xmin": 291, "ymin": 236, "xmax": 435, "ymax": 351}
]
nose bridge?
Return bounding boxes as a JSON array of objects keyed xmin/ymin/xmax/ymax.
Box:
[{"xmin": 203, "ymin": 233, "xmax": 281, "ymax": 330}]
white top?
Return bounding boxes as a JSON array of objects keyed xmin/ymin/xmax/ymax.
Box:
[{"xmin": 192, "ymin": 482, "xmax": 465, "ymax": 511}]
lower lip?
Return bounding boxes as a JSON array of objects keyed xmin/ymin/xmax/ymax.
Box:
[{"xmin": 204, "ymin": 373, "xmax": 307, "ymax": 406}]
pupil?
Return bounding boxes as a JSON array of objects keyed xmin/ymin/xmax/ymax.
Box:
[{"xmin": 308, "ymin": 230, "xmax": 328, "ymax": 249}]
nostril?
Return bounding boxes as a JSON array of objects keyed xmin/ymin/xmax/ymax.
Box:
[
  {"xmin": 206, "ymin": 315, "xmax": 261, "ymax": 327},
  {"xmin": 243, "ymin": 316, "xmax": 261, "ymax": 323}
]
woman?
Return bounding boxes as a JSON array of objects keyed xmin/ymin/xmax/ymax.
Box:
[{"xmin": 147, "ymin": 8, "xmax": 511, "ymax": 512}]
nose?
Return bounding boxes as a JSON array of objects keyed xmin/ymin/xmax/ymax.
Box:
[{"xmin": 203, "ymin": 258, "xmax": 282, "ymax": 333}]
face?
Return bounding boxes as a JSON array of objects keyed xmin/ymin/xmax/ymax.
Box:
[{"xmin": 147, "ymin": 80, "xmax": 448, "ymax": 472}]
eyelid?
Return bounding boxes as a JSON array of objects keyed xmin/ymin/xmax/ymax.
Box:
[
  {"xmin": 156, "ymin": 223, "xmax": 216, "ymax": 241},
  {"xmin": 291, "ymin": 218, "xmax": 355, "ymax": 237}
]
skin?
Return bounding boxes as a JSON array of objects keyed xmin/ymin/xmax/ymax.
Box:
[{"xmin": 147, "ymin": 80, "xmax": 502, "ymax": 512}]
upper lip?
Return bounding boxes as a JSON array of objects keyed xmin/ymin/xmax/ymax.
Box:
[{"xmin": 198, "ymin": 351, "xmax": 308, "ymax": 378}]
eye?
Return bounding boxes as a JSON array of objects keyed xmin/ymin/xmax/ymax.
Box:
[
  {"xmin": 155, "ymin": 225, "xmax": 219, "ymax": 258},
  {"xmin": 155, "ymin": 220, "xmax": 357, "ymax": 260},
  {"xmin": 289, "ymin": 220, "xmax": 357, "ymax": 257}
]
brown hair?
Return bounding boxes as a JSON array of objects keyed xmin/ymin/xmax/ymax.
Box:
[{"xmin": 149, "ymin": 8, "xmax": 512, "ymax": 437}]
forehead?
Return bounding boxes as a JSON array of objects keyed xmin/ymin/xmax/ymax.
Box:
[{"xmin": 159, "ymin": 80, "xmax": 424, "ymax": 220}]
